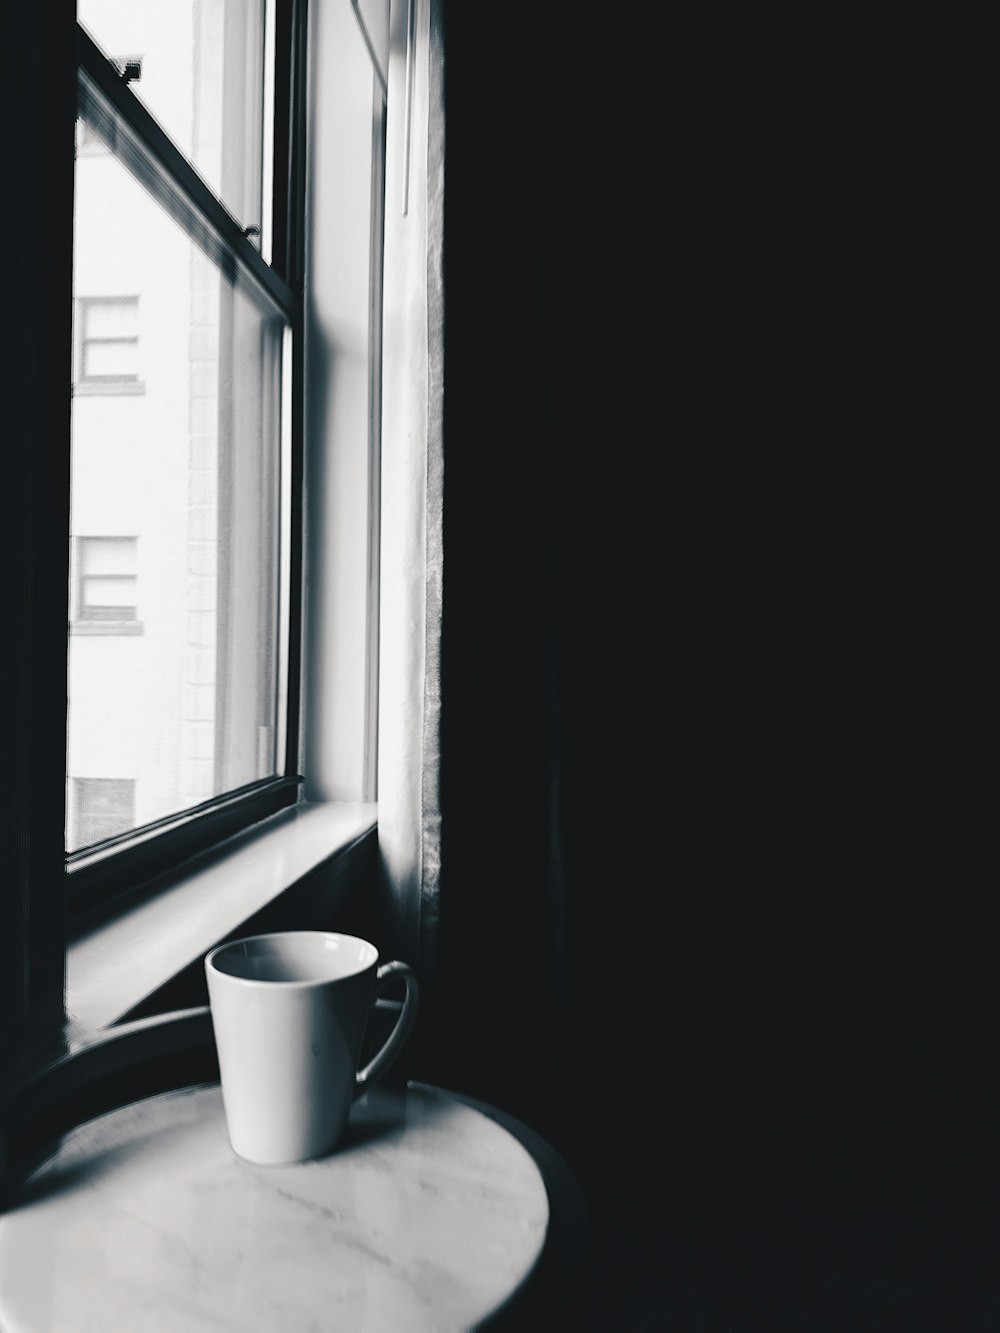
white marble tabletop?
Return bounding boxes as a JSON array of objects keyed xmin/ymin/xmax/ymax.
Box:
[{"xmin": 0, "ymin": 1082, "xmax": 549, "ymax": 1331}]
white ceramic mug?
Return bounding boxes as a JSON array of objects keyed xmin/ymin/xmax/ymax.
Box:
[{"xmin": 204, "ymin": 931, "xmax": 419, "ymax": 1165}]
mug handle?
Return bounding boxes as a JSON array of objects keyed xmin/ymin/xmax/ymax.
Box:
[{"xmin": 355, "ymin": 961, "xmax": 420, "ymax": 1097}]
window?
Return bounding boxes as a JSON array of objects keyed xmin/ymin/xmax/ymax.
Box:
[
  {"xmin": 63, "ymin": 3, "xmax": 304, "ymax": 902},
  {"xmin": 68, "ymin": 778, "xmax": 136, "ymax": 854},
  {"xmin": 74, "ymin": 297, "xmax": 143, "ymax": 394},
  {"xmin": 73, "ymin": 535, "xmax": 140, "ymax": 628},
  {"xmin": 3, "ymin": 0, "xmax": 390, "ymax": 1066}
]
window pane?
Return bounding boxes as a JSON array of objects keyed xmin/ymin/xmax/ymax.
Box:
[
  {"xmin": 83, "ymin": 576, "xmax": 137, "ymax": 608},
  {"xmin": 69, "ymin": 94, "xmax": 286, "ymax": 852},
  {"xmin": 85, "ymin": 340, "xmax": 140, "ymax": 379},
  {"xmin": 77, "ymin": 0, "xmax": 269, "ymax": 238},
  {"xmin": 81, "ymin": 536, "xmax": 137, "ymax": 574},
  {"xmin": 85, "ymin": 299, "xmax": 138, "ymax": 338}
]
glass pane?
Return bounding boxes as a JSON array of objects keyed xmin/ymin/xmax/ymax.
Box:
[
  {"xmin": 85, "ymin": 340, "xmax": 139, "ymax": 378},
  {"xmin": 77, "ymin": 0, "xmax": 268, "ymax": 238},
  {"xmin": 69, "ymin": 93, "xmax": 286, "ymax": 855},
  {"xmin": 86, "ymin": 299, "xmax": 138, "ymax": 338},
  {"xmin": 81, "ymin": 537, "xmax": 136, "ymax": 573},
  {"xmin": 83, "ymin": 577, "xmax": 136, "ymax": 607}
]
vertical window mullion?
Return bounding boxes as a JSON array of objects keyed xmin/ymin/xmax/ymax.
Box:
[{"xmin": 280, "ymin": 0, "xmax": 307, "ymax": 781}]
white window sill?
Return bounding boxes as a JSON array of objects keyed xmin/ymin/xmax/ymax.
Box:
[
  {"xmin": 66, "ymin": 801, "xmax": 377, "ymax": 1037},
  {"xmin": 71, "ymin": 620, "xmax": 144, "ymax": 635},
  {"xmin": 72, "ymin": 381, "xmax": 146, "ymax": 396}
]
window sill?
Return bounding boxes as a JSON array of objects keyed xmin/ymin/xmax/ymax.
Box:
[
  {"xmin": 71, "ymin": 620, "xmax": 144, "ymax": 635},
  {"xmin": 72, "ymin": 381, "xmax": 146, "ymax": 396},
  {"xmin": 66, "ymin": 800, "xmax": 377, "ymax": 1038}
]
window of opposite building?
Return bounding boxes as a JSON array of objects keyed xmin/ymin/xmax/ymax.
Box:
[
  {"xmin": 75, "ymin": 296, "xmax": 144, "ymax": 394},
  {"xmin": 73, "ymin": 536, "xmax": 140, "ymax": 630}
]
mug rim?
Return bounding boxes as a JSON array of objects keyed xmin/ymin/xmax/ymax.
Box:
[{"xmin": 205, "ymin": 930, "xmax": 380, "ymax": 988}]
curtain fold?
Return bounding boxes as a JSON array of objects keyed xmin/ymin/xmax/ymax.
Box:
[{"xmin": 376, "ymin": 0, "xmax": 444, "ymax": 978}]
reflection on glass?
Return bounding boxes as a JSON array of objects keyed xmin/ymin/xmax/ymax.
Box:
[{"xmin": 68, "ymin": 92, "xmax": 285, "ymax": 855}]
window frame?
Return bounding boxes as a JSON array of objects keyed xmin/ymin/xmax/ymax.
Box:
[
  {"xmin": 2, "ymin": 0, "xmax": 390, "ymax": 1079},
  {"xmin": 63, "ymin": 9, "xmax": 308, "ymax": 925}
]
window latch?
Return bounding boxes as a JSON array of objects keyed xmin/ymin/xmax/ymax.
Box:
[{"xmin": 110, "ymin": 57, "xmax": 143, "ymax": 84}]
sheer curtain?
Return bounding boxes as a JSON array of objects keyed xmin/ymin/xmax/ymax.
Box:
[{"xmin": 373, "ymin": 0, "xmax": 444, "ymax": 976}]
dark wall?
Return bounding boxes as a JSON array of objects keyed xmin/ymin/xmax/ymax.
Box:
[
  {"xmin": 426, "ymin": 3, "xmax": 711, "ymax": 1190},
  {"xmin": 0, "ymin": 0, "xmax": 75, "ymax": 1062},
  {"xmin": 426, "ymin": 3, "xmax": 980, "ymax": 1228}
]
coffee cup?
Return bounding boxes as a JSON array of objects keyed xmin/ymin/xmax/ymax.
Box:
[{"xmin": 204, "ymin": 931, "xmax": 419, "ymax": 1165}]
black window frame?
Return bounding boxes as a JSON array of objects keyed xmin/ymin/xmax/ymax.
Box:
[{"xmin": 0, "ymin": 0, "xmax": 309, "ymax": 1067}]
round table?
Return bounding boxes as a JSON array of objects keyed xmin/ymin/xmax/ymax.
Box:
[{"xmin": 0, "ymin": 1081, "xmax": 549, "ymax": 1331}]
